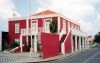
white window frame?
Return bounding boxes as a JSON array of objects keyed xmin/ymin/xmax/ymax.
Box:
[
  {"xmin": 31, "ymin": 20, "xmax": 38, "ymax": 28},
  {"xmin": 15, "ymin": 23, "xmax": 20, "ymax": 33},
  {"xmin": 63, "ymin": 19, "xmax": 66, "ymax": 33},
  {"xmin": 44, "ymin": 18, "xmax": 52, "ymax": 33}
]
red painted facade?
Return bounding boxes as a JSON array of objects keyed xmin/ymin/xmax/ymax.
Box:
[
  {"xmin": 65, "ymin": 31, "xmax": 72, "ymax": 53},
  {"xmin": 41, "ymin": 33, "xmax": 60, "ymax": 58}
]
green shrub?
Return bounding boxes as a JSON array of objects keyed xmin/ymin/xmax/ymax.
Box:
[{"xmin": 12, "ymin": 41, "xmax": 19, "ymax": 48}]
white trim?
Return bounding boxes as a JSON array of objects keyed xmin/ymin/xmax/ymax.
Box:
[{"xmin": 9, "ymin": 13, "xmax": 80, "ymax": 26}]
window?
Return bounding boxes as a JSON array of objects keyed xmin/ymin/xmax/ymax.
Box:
[
  {"xmin": 31, "ymin": 20, "xmax": 38, "ymax": 28},
  {"xmin": 15, "ymin": 23, "xmax": 20, "ymax": 33},
  {"xmin": 44, "ymin": 18, "xmax": 52, "ymax": 32}
]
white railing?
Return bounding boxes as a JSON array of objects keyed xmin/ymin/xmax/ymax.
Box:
[
  {"xmin": 21, "ymin": 29, "xmax": 27, "ymax": 35},
  {"xmin": 21, "ymin": 27, "xmax": 44, "ymax": 35}
]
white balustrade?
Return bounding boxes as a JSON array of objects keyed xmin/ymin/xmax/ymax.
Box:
[{"xmin": 21, "ymin": 27, "xmax": 44, "ymax": 36}]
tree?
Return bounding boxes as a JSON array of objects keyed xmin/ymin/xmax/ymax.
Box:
[
  {"xmin": 49, "ymin": 18, "xmax": 57, "ymax": 33},
  {"xmin": 94, "ymin": 32, "xmax": 100, "ymax": 43}
]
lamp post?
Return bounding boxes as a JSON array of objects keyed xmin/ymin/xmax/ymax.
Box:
[{"xmin": 29, "ymin": 0, "xmax": 33, "ymax": 58}]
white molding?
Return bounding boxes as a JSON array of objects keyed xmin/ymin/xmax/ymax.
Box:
[{"xmin": 9, "ymin": 13, "xmax": 80, "ymax": 26}]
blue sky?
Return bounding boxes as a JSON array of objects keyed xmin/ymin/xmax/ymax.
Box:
[{"xmin": 0, "ymin": 0, "xmax": 100, "ymax": 36}]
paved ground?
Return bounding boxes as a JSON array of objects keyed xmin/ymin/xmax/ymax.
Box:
[
  {"xmin": 0, "ymin": 47, "xmax": 100, "ymax": 63},
  {"xmin": 42, "ymin": 47, "xmax": 100, "ymax": 63},
  {"xmin": 0, "ymin": 52, "xmax": 41, "ymax": 63}
]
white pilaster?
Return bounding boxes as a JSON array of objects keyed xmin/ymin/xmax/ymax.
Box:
[
  {"xmin": 82, "ymin": 37, "xmax": 84, "ymax": 50},
  {"xmin": 79, "ymin": 36, "xmax": 81, "ymax": 50},
  {"xmin": 34, "ymin": 35, "xmax": 37, "ymax": 53},
  {"xmin": 75, "ymin": 35, "xmax": 78, "ymax": 51},
  {"xmin": 20, "ymin": 35, "xmax": 22, "ymax": 52},
  {"xmin": 58, "ymin": 16, "xmax": 60, "ymax": 33}
]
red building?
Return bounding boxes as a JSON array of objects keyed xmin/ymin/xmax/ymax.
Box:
[{"xmin": 9, "ymin": 10, "xmax": 89, "ymax": 58}]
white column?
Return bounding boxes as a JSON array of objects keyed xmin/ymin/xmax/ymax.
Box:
[
  {"xmin": 71, "ymin": 35, "xmax": 74, "ymax": 52},
  {"xmin": 58, "ymin": 16, "xmax": 60, "ymax": 33},
  {"xmin": 84, "ymin": 37, "xmax": 86, "ymax": 50},
  {"xmin": 82, "ymin": 37, "xmax": 84, "ymax": 50},
  {"xmin": 79, "ymin": 36, "xmax": 81, "ymax": 50},
  {"xmin": 30, "ymin": 35, "xmax": 33, "ymax": 50},
  {"xmin": 20, "ymin": 35, "xmax": 23, "ymax": 52},
  {"xmin": 30, "ymin": 35, "xmax": 33, "ymax": 57},
  {"xmin": 26, "ymin": 36, "xmax": 28, "ymax": 46},
  {"xmin": 75, "ymin": 35, "xmax": 78, "ymax": 51},
  {"xmin": 0, "ymin": 31, "xmax": 2, "ymax": 51},
  {"xmin": 34, "ymin": 35, "xmax": 37, "ymax": 53},
  {"xmin": 61, "ymin": 43, "xmax": 65, "ymax": 54},
  {"xmin": 87, "ymin": 38, "xmax": 89, "ymax": 49}
]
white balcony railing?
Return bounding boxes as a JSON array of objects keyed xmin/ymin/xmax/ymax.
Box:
[{"xmin": 21, "ymin": 27, "xmax": 44, "ymax": 36}]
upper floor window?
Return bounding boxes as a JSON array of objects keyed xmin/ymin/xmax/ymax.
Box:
[
  {"xmin": 15, "ymin": 23, "xmax": 20, "ymax": 33},
  {"xmin": 31, "ymin": 20, "xmax": 38, "ymax": 28}
]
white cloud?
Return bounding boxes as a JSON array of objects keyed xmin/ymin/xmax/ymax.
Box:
[
  {"xmin": 0, "ymin": 0, "xmax": 20, "ymax": 20},
  {"xmin": 37, "ymin": 0, "xmax": 100, "ymax": 35}
]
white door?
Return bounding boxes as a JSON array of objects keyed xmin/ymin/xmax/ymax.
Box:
[
  {"xmin": 31, "ymin": 20, "xmax": 38, "ymax": 34},
  {"xmin": 44, "ymin": 18, "xmax": 52, "ymax": 33}
]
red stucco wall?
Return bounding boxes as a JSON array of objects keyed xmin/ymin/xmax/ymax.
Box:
[
  {"xmin": 65, "ymin": 31, "xmax": 72, "ymax": 53},
  {"xmin": 9, "ymin": 20, "xmax": 26, "ymax": 44},
  {"xmin": 41, "ymin": 33, "xmax": 60, "ymax": 58}
]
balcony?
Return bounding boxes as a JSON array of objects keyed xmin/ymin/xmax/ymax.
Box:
[{"xmin": 21, "ymin": 27, "xmax": 44, "ymax": 36}]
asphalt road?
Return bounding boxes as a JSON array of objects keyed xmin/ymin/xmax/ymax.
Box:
[{"xmin": 42, "ymin": 47, "xmax": 100, "ymax": 63}]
